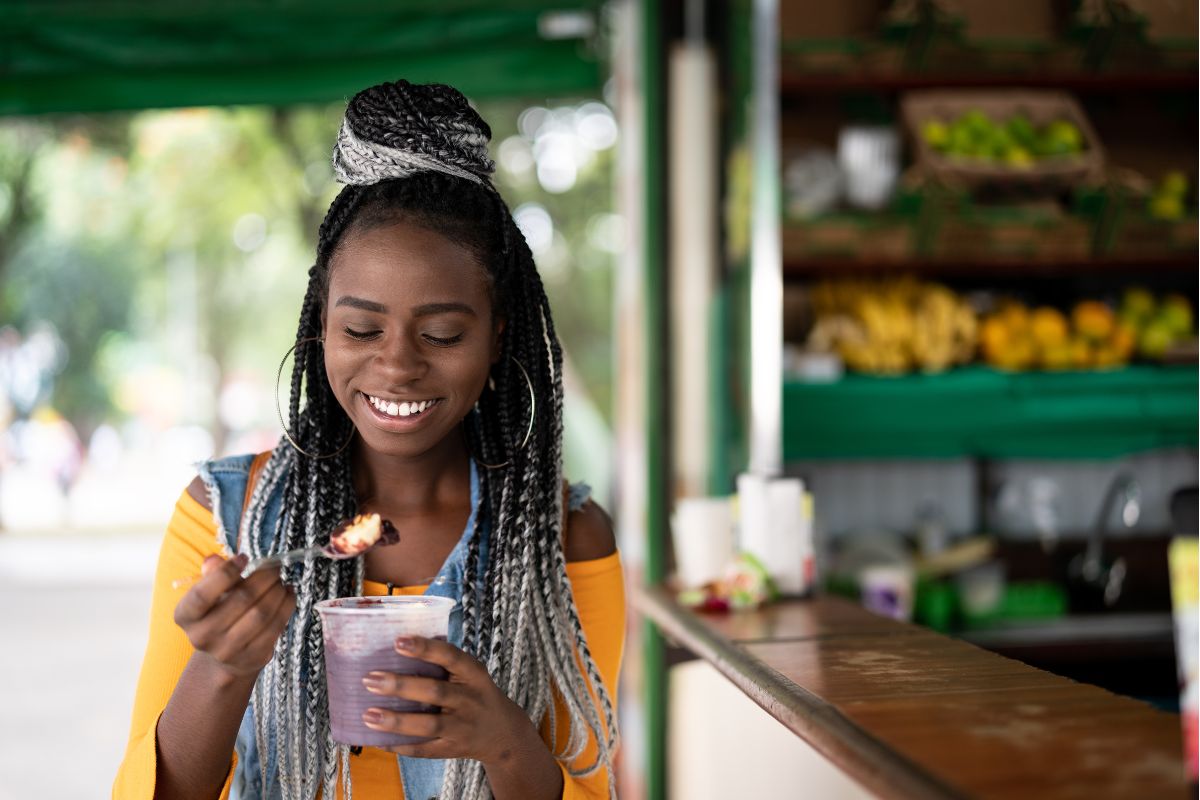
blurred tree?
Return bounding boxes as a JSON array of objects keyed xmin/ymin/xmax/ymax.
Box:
[{"xmin": 0, "ymin": 97, "xmax": 615, "ymax": 463}]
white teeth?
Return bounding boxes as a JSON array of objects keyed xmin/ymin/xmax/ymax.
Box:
[{"xmin": 366, "ymin": 394, "xmax": 437, "ymax": 418}]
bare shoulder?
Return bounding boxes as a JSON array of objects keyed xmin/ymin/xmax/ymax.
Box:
[
  {"xmin": 186, "ymin": 475, "xmax": 212, "ymax": 511},
  {"xmin": 564, "ymin": 499, "xmax": 617, "ymax": 562}
]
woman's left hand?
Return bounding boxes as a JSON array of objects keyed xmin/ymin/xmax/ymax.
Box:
[{"xmin": 361, "ymin": 635, "xmax": 533, "ymax": 764}]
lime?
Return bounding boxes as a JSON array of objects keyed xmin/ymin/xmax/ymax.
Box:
[
  {"xmin": 1160, "ymin": 294, "xmax": 1194, "ymax": 336},
  {"xmin": 1120, "ymin": 286, "xmax": 1156, "ymax": 322},
  {"xmin": 1148, "ymin": 193, "xmax": 1185, "ymax": 221},
  {"xmin": 1161, "ymin": 170, "xmax": 1188, "ymax": 197},
  {"xmin": 1044, "ymin": 119, "xmax": 1084, "ymax": 153},
  {"xmin": 948, "ymin": 123, "xmax": 974, "ymax": 157},
  {"xmin": 922, "ymin": 120, "xmax": 950, "ymax": 150},
  {"xmin": 1006, "ymin": 114, "xmax": 1037, "ymax": 148},
  {"xmin": 1139, "ymin": 321, "xmax": 1174, "ymax": 360},
  {"xmin": 1004, "ymin": 146, "xmax": 1034, "ymax": 168},
  {"xmin": 961, "ymin": 109, "xmax": 990, "ymax": 133}
]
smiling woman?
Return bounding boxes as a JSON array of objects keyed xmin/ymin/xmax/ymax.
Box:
[{"xmin": 114, "ymin": 80, "xmax": 622, "ymax": 800}]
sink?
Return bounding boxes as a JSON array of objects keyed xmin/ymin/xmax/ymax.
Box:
[
  {"xmin": 994, "ymin": 534, "xmax": 1174, "ymax": 616},
  {"xmin": 951, "ymin": 535, "xmax": 1179, "ymax": 702}
]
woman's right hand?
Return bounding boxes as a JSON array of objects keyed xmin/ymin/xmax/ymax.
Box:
[{"xmin": 173, "ymin": 554, "xmax": 296, "ymax": 680}]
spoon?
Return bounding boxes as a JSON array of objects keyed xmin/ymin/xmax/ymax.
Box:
[{"xmin": 172, "ymin": 513, "xmax": 398, "ymax": 589}]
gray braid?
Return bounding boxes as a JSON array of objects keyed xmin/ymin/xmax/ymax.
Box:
[
  {"xmin": 243, "ymin": 79, "xmax": 617, "ymax": 800},
  {"xmin": 333, "ymin": 80, "xmax": 493, "ymax": 187}
]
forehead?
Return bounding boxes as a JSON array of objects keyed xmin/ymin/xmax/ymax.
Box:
[{"xmin": 327, "ymin": 220, "xmax": 492, "ymax": 309}]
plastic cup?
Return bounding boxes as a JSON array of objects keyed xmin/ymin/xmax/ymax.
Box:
[{"xmin": 315, "ymin": 595, "xmax": 455, "ymax": 748}]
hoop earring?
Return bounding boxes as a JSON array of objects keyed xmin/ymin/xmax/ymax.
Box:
[
  {"xmin": 469, "ymin": 356, "xmax": 536, "ymax": 470},
  {"xmin": 275, "ymin": 336, "xmax": 354, "ymax": 460}
]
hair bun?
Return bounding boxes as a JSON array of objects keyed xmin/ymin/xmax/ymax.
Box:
[{"xmin": 333, "ymin": 80, "xmax": 495, "ymax": 186}]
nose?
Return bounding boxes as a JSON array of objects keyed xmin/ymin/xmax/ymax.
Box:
[{"xmin": 374, "ymin": 331, "xmax": 428, "ymax": 384}]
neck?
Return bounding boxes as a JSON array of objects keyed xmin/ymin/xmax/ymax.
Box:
[{"xmin": 351, "ymin": 428, "xmax": 473, "ymax": 513}]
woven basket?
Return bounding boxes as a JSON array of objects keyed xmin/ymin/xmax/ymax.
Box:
[{"xmin": 901, "ymin": 89, "xmax": 1106, "ymax": 191}]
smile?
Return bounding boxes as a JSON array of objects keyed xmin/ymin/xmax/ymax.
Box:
[{"xmin": 364, "ymin": 393, "xmax": 442, "ymax": 419}]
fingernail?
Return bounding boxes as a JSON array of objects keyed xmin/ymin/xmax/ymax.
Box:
[
  {"xmin": 233, "ymin": 553, "xmax": 249, "ymax": 568},
  {"xmin": 363, "ymin": 709, "xmax": 383, "ymax": 726},
  {"xmin": 395, "ymin": 636, "xmax": 415, "ymax": 652},
  {"xmin": 362, "ymin": 673, "xmax": 387, "ymax": 692}
]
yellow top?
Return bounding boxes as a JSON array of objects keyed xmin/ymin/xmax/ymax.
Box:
[{"xmin": 114, "ymin": 490, "xmax": 625, "ymax": 799}]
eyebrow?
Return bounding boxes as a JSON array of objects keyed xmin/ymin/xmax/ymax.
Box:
[
  {"xmin": 335, "ymin": 296, "xmax": 387, "ymax": 313},
  {"xmin": 334, "ymin": 296, "xmax": 477, "ymax": 318}
]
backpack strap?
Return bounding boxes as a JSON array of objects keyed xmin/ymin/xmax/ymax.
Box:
[{"xmin": 240, "ymin": 451, "xmax": 273, "ymax": 527}]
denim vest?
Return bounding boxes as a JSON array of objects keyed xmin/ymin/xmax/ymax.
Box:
[{"xmin": 198, "ymin": 453, "xmax": 590, "ymax": 800}]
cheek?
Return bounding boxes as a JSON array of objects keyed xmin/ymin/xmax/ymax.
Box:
[{"xmin": 323, "ymin": 347, "xmax": 361, "ymax": 388}]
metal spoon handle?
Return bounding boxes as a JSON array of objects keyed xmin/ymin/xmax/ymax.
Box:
[{"xmin": 241, "ymin": 546, "xmax": 325, "ymax": 577}]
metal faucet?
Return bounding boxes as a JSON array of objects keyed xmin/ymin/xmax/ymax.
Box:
[{"xmin": 1071, "ymin": 473, "xmax": 1140, "ymax": 608}]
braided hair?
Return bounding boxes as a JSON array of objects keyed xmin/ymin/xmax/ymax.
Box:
[{"xmin": 241, "ymin": 80, "xmax": 617, "ymax": 799}]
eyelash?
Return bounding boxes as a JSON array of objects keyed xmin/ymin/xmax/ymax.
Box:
[{"xmin": 342, "ymin": 328, "xmax": 463, "ymax": 347}]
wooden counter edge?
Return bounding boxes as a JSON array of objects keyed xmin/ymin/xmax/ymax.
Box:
[{"xmin": 635, "ymin": 584, "xmax": 968, "ymax": 800}]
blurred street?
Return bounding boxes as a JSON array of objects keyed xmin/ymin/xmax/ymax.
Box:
[{"xmin": 0, "ymin": 533, "xmax": 159, "ymax": 800}]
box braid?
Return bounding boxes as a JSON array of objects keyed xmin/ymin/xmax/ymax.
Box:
[{"xmin": 239, "ymin": 81, "xmax": 617, "ymax": 800}]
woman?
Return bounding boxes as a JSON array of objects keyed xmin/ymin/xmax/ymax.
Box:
[{"xmin": 115, "ymin": 80, "xmax": 623, "ymax": 800}]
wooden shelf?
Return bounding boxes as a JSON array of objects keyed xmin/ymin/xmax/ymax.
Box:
[
  {"xmin": 781, "ymin": 71, "xmax": 1199, "ymax": 95},
  {"xmin": 783, "ymin": 255, "xmax": 1199, "ymax": 280}
]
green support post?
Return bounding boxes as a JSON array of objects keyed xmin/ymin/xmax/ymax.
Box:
[{"xmin": 640, "ymin": 1, "xmax": 669, "ymax": 799}]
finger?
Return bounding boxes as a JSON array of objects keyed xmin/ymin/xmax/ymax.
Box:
[
  {"xmin": 384, "ymin": 740, "xmax": 451, "ymax": 758},
  {"xmin": 394, "ymin": 636, "xmax": 483, "ymax": 679},
  {"xmin": 184, "ymin": 568, "xmax": 286, "ymax": 645},
  {"xmin": 174, "ymin": 554, "xmax": 249, "ymax": 624},
  {"xmin": 362, "ymin": 672, "xmax": 457, "ymax": 709},
  {"xmin": 363, "ymin": 708, "xmax": 445, "ymax": 740},
  {"xmin": 214, "ymin": 583, "xmax": 295, "ymax": 658},
  {"xmin": 240, "ymin": 587, "xmax": 297, "ymax": 656}
]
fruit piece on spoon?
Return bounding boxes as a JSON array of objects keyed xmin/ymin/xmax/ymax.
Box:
[{"xmin": 324, "ymin": 512, "xmax": 400, "ymax": 558}]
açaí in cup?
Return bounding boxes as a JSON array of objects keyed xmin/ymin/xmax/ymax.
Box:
[{"xmin": 315, "ymin": 595, "xmax": 456, "ymax": 748}]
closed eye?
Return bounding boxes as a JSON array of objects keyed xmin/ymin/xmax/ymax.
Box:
[
  {"xmin": 343, "ymin": 327, "xmax": 381, "ymax": 341},
  {"xmin": 424, "ymin": 334, "xmax": 464, "ymax": 347}
]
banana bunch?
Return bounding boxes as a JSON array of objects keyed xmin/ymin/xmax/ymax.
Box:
[{"xmin": 807, "ymin": 278, "xmax": 977, "ymax": 375}]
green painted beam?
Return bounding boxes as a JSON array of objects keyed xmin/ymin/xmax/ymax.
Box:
[{"xmin": 640, "ymin": 0, "xmax": 668, "ymax": 798}]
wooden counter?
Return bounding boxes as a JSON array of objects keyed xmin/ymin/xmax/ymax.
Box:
[{"xmin": 636, "ymin": 587, "xmax": 1189, "ymax": 799}]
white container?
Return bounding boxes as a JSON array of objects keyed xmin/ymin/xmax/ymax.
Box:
[
  {"xmin": 860, "ymin": 564, "xmax": 914, "ymax": 621},
  {"xmin": 837, "ymin": 125, "xmax": 900, "ymax": 211},
  {"xmin": 737, "ymin": 473, "xmax": 816, "ymax": 596},
  {"xmin": 672, "ymin": 496, "xmax": 735, "ymax": 589}
]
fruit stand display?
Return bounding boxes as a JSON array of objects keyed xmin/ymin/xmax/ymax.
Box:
[{"xmin": 766, "ymin": 0, "xmax": 1197, "ymax": 469}]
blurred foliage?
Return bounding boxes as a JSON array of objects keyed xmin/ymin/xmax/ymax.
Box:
[{"xmin": 0, "ymin": 97, "xmax": 615, "ymax": 443}]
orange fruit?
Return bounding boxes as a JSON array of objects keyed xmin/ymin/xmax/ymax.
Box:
[
  {"xmin": 1031, "ymin": 306, "xmax": 1069, "ymax": 349},
  {"xmin": 1072, "ymin": 300, "xmax": 1115, "ymax": 342}
]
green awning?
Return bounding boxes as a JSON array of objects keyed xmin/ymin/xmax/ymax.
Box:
[{"xmin": 1, "ymin": 1, "xmax": 605, "ymax": 115}]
